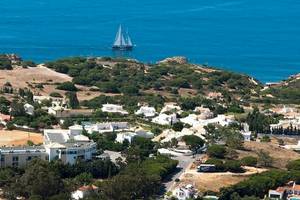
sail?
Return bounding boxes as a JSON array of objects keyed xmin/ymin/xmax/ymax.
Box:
[
  {"xmin": 113, "ymin": 25, "xmax": 123, "ymax": 46},
  {"xmin": 121, "ymin": 35, "xmax": 126, "ymax": 46},
  {"xmin": 126, "ymin": 33, "xmax": 133, "ymax": 47}
]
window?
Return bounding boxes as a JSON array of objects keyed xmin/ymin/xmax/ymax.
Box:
[
  {"xmin": 67, "ymin": 150, "xmax": 77, "ymax": 155},
  {"xmin": 12, "ymin": 156, "xmax": 19, "ymax": 161},
  {"xmin": 1, "ymin": 155, "xmax": 5, "ymax": 162},
  {"xmin": 27, "ymin": 156, "xmax": 32, "ymax": 161}
]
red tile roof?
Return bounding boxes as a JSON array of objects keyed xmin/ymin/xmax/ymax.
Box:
[{"xmin": 78, "ymin": 185, "xmax": 98, "ymax": 192}]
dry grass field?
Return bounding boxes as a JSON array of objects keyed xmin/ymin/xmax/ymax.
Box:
[
  {"xmin": 177, "ymin": 139, "xmax": 300, "ymax": 192},
  {"xmin": 180, "ymin": 167, "xmax": 267, "ymax": 192},
  {"xmin": 0, "ymin": 66, "xmax": 71, "ymax": 88},
  {"xmin": 0, "ymin": 130, "xmax": 43, "ymax": 147},
  {"xmin": 0, "ymin": 66, "xmax": 106, "ymax": 101},
  {"xmin": 242, "ymin": 140, "xmax": 300, "ymax": 169}
]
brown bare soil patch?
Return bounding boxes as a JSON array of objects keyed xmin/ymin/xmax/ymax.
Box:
[
  {"xmin": 243, "ymin": 140, "xmax": 300, "ymax": 169},
  {"xmin": 0, "ymin": 66, "xmax": 71, "ymax": 88},
  {"xmin": 179, "ymin": 167, "xmax": 266, "ymax": 192},
  {"xmin": 0, "ymin": 130, "xmax": 43, "ymax": 147},
  {"xmin": 178, "ymin": 88, "xmax": 198, "ymax": 97}
]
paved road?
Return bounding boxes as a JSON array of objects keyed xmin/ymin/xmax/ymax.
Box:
[{"xmin": 161, "ymin": 153, "xmax": 203, "ymax": 196}]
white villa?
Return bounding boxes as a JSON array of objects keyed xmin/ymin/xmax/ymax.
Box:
[
  {"xmin": 116, "ymin": 132, "xmax": 137, "ymax": 143},
  {"xmin": 172, "ymin": 184, "xmax": 197, "ymax": 200},
  {"xmin": 0, "ymin": 127, "xmax": 96, "ymax": 168},
  {"xmin": 33, "ymin": 95, "xmax": 64, "ymax": 104},
  {"xmin": 48, "ymin": 100, "xmax": 68, "ymax": 117},
  {"xmin": 101, "ymin": 104, "xmax": 128, "ymax": 115},
  {"xmin": 180, "ymin": 114, "xmax": 234, "ymax": 128},
  {"xmin": 81, "ymin": 122, "xmax": 129, "ymax": 134},
  {"xmin": 43, "ymin": 129, "xmax": 97, "ymax": 165},
  {"xmin": 135, "ymin": 106, "xmax": 156, "ymax": 117},
  {"xmin": 152, "ymin": 113, "xmax": 178, "ymax": 125},
  {"xmin": 116, "ymin": 129, "xmax": 154, "ymax": 144}
]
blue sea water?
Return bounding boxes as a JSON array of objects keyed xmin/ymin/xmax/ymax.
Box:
[{"xmin": 0, "ymin": 0, "xmax": 299, "ymax": 83}]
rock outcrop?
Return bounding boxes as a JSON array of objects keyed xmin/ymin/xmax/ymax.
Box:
[{"xmin": 158, "ymin": 56, "xmax": 188, "ymax": 65}]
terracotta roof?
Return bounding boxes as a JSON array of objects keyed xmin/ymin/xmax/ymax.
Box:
[
  {"xmin": 78, "ymin": 185, "xmax": 98, "ymax": 192},
  {"xmin": 276, "ymin": 187, "xmax": 286, "ymax": 193},
  {"xmin": 292, "ymin": 185, "xmax": 300, "ymax": 191}
]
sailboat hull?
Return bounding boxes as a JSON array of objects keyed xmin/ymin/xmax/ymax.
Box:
[{"xmin": 112, "ymin": 45, "xmax": 133, "ymax": 50}]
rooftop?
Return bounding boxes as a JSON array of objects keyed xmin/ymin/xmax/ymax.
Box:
[
  {"xmin": 78, "ymin": 185, "xmax": 98, "ymax": 192},
  {"xmin": 0, "ymin": 146, "xmax": 46, "ymax": 154}
]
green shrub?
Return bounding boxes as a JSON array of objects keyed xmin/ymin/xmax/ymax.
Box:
[
  {"xmin": 260, "ymin": 135, "xmax": 271, "ymax": 143},
  {"xmin": 56, "ymin": 82, "xmax": 77, "ymax": 91},
  {"xmin": 224, "ymin": 160, "xmax": 244, "ymax": 173},
  {"xmin": 0, "ymin": 55, "xmax": 12, "ymax": 70},
  {"xmin": 172, "ymin": 122, "xmax": 184, "ymax": 132},
  {"xmin": 205, "ymin": 158, "xmax": 225, "ymax": 171},
  {"xmin": 207, "ymin": 145, "xmax": 226, "ymax": 159},
  {"xmin": 49, "ymin": 92, "xmax": 63, "ymax": 98},
  {"xmin": 182, "ymin": 135, "xmax": 205, "ymax": 150},
  {"xmin": 241, "ymin": 156, "xmax": 258, "ymax": 167},
  {"xmin": 287, "ymin": 159, "xmax": 300, "ymax": 171},
  {"xmin": 22, "ymin": 61, "xmax": 36, "ymax": 68}
]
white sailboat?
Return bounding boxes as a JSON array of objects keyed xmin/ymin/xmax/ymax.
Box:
[{"xmin": 112, "ymin": 25, "xmax": 134, "ymax": 50}]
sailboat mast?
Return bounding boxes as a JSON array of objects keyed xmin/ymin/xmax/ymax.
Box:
[{"xmin": 119, "ymin": 25, "xmax": 123, "ymax": 46}]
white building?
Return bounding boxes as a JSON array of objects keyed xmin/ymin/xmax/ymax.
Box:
[
  {"xmin": 71, "ymin": 185, "xmax": 98, "ymax": 200},
  {"xmin": 116, "ymin": 132, "xmax": 137, "ymax": 143},
  {"xmin": 81, "ymin": 122, "xmax": 129, "ymax": 134},
  {"xmin": 0, "ymin": 126, "xmax": 96, "ymax": 168},
  {"xmin": 135, "ymin": 106, "xmax": 156, "ymax": 117},
  {"xmin": 69, "ymin": 125, "xmax": 84, "ymax": 135},
  {"xmin": 152, "ymin": 113, "xmax": 178, "ymax": 125},
  {"xmin": 44, "ymin": 129, "xmax": 96, "ymax": 165},
  {"xmin": 101, "ymin": 104, "xmax": 128, "ymax": 115},
  {"xmin": 48, "ymin": 100, "xmax": 68, "ymax": 117},
  {"xmin": 33, "ymin": 95, "xmax": 51, "ymax": 103},
  {"xmin": 241, "ymin": 131, "xmax": 251, "ymax": 141},
  {"xmin": 24, "ymin": 103, "xmax": 34, "ymax": 115},
  {"xmin": 115, "ymin": 129, "xmax": 154, "ymax": 144},
  {"xmin": 33, "ymin": 95, "xmax": 63, "ymax": 104},
  {"xmin": 172, "ymin": 184, "xmax": 197, "ymax": 200},
  {"xmin": 180, "ymin": 114, "xmax": 234, "ymax": 128}
]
